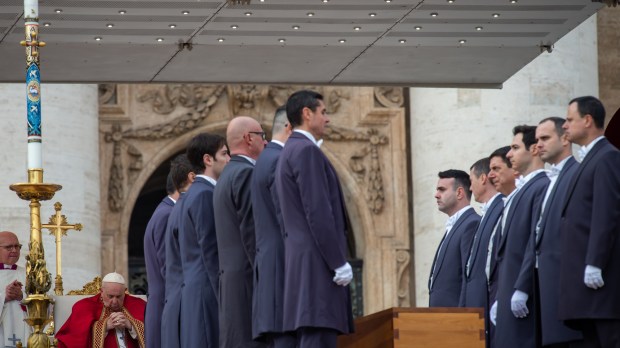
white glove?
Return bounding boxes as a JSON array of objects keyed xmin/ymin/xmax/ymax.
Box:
[
  {"xmin": 333, "ymin": 262, "xmax": 353, "ymax": 286},
  {"xmin": 510, "ymin": 290, "xmax": 529, "ymax": 318},
  {"xmin": 584, "ymin": 265, "xmax": 604, "ymax": 289},
  {"xmin": 490, "ymin": 301, "xmax": 497, "ymax": 326}
]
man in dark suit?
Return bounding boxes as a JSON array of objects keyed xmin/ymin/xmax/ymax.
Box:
[
  {"xmin": 559, "ymin": 96, "xmax": 620, "ymax": 347},
  {"xmin": 179, "ymin": 133, "xmax": 230, "ymax": 348},
  {"xmin": 144, "ymin": 172, "xmax": 177, "ymax": 348},
  {"xmin": 522, "ymin": 117, "xmax": 582, "ymax": 347},
  {"xmin": 461, "ymin": 157, "xmax": 503, "ymax": 308},
  {"xmin": 251, "ymin": 106, "xmax": 295, "ymax": 348},
  {"xmin": 494, "ymin": 125, "xmax": 549, "ymax": 348},
  {"xmin": 460, "ymin": 158, "xmax": 503, "ymax": 347},
  {"xmin": 161, "ymin": 154, "xmax": 194, "ymax": 348},
  {"xmin": 214, "ymin": 116, "xmax": 267, "ymax": 348},
  {"xmin": 486, "ymin": 146, "xmax": 517, "ymax": 347},
  {"xmin": 429, "ymin": 170, "xmax": 480, "ymax": 307},
  {"xmin": 275, "ymin": 90, "xmax": 354, "ymax": 348}
]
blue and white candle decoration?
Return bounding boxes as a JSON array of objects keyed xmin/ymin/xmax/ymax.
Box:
[{"xmin": 24, "ymin": 0, "xmax": 42, "ymax": 169}]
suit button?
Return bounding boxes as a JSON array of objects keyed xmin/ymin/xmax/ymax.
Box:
[{"xmin": 284, "ymin": 233, "xmax": 288, "ymax": 237}]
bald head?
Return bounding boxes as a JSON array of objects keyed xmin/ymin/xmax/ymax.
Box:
[
  {"xmin": 226, "ymin": 116, "xmax": 266, "ymax": 159},
  {"xmin": 0, "ymin": 231, "xmax": 21, "ymax": 265}
]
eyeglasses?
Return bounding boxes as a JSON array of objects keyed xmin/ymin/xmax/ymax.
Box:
[
  {"xmin": 0, "ymin": 244, "xmax": 22, "ymax": 251},
  {"xmin": 248, "ymin": 131, "xmax": 266, "ymax": 140}
]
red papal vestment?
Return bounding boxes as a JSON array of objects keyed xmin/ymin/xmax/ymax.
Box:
[{"xmin": 55, "ymin": 293, "xmax": 146, "ymax": 348}]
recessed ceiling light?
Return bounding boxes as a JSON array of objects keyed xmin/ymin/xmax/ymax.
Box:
[
  {"xmin": 475, "ymin": 26, "xmax": 483, "ymax": 31},
  {"xmin": 231, "ymin": 24, "xmax": 238, "ymax": 29},
  {"xmin": 43, "ymin": 22, "xmax": 51, "ymax": 27},
  {"xmin": 245, "ymin": 12, "xmax": 252, "ymax": 16},
  {"xmin": 323, "ymin": 0, "xmax": 329, "ymax": 2},
  {"xmin": 369, "ymin": 13, "xmax": 377, "ymax": 17},
  {"xmin": 414, "ymin": 26, "xmax": 422, "ymax": 30},
  {"xmin": 510, "ymin": 0, "xmax": 517, "ymax": 3},
  {"xmin": 260, "ymin": 0, "xmax": 265, "ymax": 2},
  {"xmin": 217, "ymin": 38, "xmax": 225, "ymax": 42},
  {"xmin": 94, "ymin": 37, "xmax": 102, "ymax": 41},
  {"xmin": 447, "ymin": 0, "xmax": 455, "ymax": 3},
  {"xmin": 459, "ymin": 39, "xmax": 466, "ymax": 44},
  {"xmin": 492, "ymin": 13, "xmax": 500, "ymax": 18},
  {"xmin": 430, "ymin": 12, "xmax": 438, "ymax": 17},
  {"xmin": 106, "ymin": 23, "xmax": 114, "ymax": 28},
  {"xmin": 354, "ymin": 26, "xmax": 361, "ymax": 31},
  {"xmin": 278, "ymin": 38, "xmax": 286, "ymax": 43},
  {"xmin": 169, "ymin": 24, "xmax": 177, "ymax": 28},
  {"xmin": 385, "ymin": 0, "xmax": 392, "ymax": 2},
  {"xmin": 307, "ymin": 12, "xmax": 315, "ymax": 17},
  {"xmin": 338, "ymin": 39, "xmax": 346, "ymax": 43},
  {"xmin": 182, "ymin": 10, "xmax": 190, "ymax": 15},
  {"xmin": 54, "ymin": 9, "xmax": 62, "ymax": 13},
  {"xmin": 398, "ymin": 39, "xmax": 406, "ymax": 43},
  {"xmin": 118, "ymin": 10, "xmax": 126, "ymax": 14},
  {"xmin": 292, "ymin": 25, "xmax": 300, "ymax": 30},
  {"xmin": 156, "ymin": 38, "xmax": 164, "ymax": 42}
]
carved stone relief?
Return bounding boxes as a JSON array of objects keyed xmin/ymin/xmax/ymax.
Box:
[{"xmin": 99, "ymin": 84, "xmax": 411, "ymax": 314}]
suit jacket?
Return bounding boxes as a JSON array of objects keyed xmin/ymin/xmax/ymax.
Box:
[
  {"xmin": 428, "ymin": 208, "xmax": 480, "ymax": 307},
  {"xmin": 559, "ymin": 138, "xmax": 620, "ymax": 323},
  {"xmin": 213, "ymin": 155, "xmax": 264, "ymax": 348},
  {"xmin": 495, "ymin": 171, "xmax": 549, "ymax": 348},
  {"xmin": 178, "ymin": 177, "xmax": 219, "ymax": 347},
  {"xmin": 161, "ymin": 194, "xmax": 185, "ymax": 348},
  {"xmin": 460, "ymin": 194, "xmax": 504, "ymax": 308},
  {"xmin": 274, "ymin": 132, "xmax": 354, "ymax": 334},
  {"xmin": 250, "ymin": 142, "xmax": 287, "ymax": 339},
  {"xmin": 143, "ymin": 196, "xmax": 174, "ymax": 348}
]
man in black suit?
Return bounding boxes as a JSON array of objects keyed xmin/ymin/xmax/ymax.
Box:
[
  {"xmin": 559, "ymin": 96, "xmax": 620, "ymax": 347},
  {"xmin": 214, "ymin": 116, "xmax": 267, "ymax": 348},
  {"xmin": 523, "ymin": 117, "xmax": 582, "ymax": 347},
  {"xmin": 275, "ymin": 90, "xmax": 354, "ymax": 348},
  {"xmin": 179, "ymin": 133, "xmax": 230, "ymax": 348},
  {"xmin": 429, "ymin": 169, "xmax": 480, "ymax": 307},
  {"xmin": 494, "ymin": 125, "xmax": 549, "ymax": 348},
  {"xmin": 250, "ymin": 106, "xmax": 294, "ymax": 348}
]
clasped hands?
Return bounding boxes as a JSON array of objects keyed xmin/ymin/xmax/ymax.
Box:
[
  {"xmin": 4, "ymin": 280, "xmax": 23, "ymax": 303},
  {"xmin": 106, "ymin": 312, "xmax": 131, "ymax": 331},
  {"xmin": 333, "ymin": 262, "xmax": 353, "ymax": 286}
]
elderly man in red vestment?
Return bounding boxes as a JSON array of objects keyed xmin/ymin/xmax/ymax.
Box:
[{"xmin": 56, "ymin": 272, "xmax": 146, "ymax": 348}]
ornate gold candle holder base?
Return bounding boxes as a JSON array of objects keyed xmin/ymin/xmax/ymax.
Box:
[{"xmin": 23, "ymin": 294, "xmax": 54, "ymax": 348}]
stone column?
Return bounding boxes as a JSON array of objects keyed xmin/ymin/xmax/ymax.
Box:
[
  {"xmin": 0, "ymin": 83, "xmax": 101, "ymax": 293},
  {"xmin": 409, "ymin": 16, "xmax": 599, "ymax": 306}
]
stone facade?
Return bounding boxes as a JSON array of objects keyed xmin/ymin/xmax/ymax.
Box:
[{"xmin": 98, "ymin": 85, "xmax": 411, "ymax": 314}]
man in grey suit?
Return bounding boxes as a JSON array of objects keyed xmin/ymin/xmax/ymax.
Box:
[
  {"xmin": 179, "ymin": 133, "xmax": 230, "ymax": 348},
  {"xmin": 251, "ymin": 106, "xmax": 295, "ymax": 348},
  {"xmin": 519, "ymin": 117, "xmax": 582, "ymax": 347},
  {"xmin": 161, "ymin": 154, "xmax": 194, "ymax": 348},
  {"xmin": 214, "ymin": 116, "xmax": 267, "ymax": 348},
  {"xmin": 275, "ymin": 90, "xmax": 354, "ymax": 348},
  {"xmin": 493, "ymin": 125, "xmax": 549, "ymax": 348},
  {"xmin": 429, "ymin": 169, "xmax": 480, "ymax": 307},
  {"xmin": 559, "ymin": 96, "xmax": 620, "ymax": 347}
]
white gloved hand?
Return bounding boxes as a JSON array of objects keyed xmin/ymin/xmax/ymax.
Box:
[
  {"xmin": 584, "ymin": 265, "xmax": 604, "ymax": 289},
  {"xmin": 333, "ymin": 262, "xmax": 353, "ymax": 286},
  {"xmin": 490, "ymin": 301, "xmax": 497, "ymax": 326},
  {"xmin": 510, "ymin": 290, "xmax": 529, "ymax": 318}
]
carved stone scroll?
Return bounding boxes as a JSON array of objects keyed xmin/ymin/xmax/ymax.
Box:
[
  {"xmin": 374, "ymin": 87, "xmax": 404, "ymax": 108},
  {"xmin": 396, "ymin": 249, "xmax": 411, "ymax": 307}
]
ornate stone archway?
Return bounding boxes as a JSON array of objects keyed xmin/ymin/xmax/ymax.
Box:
[{"xmin": 98, "ymin": 84, "xmax": 412, "ymax": 313}]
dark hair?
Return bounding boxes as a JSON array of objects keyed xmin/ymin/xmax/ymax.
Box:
[
  {"xmin": 470, "ymin": 157, "xmax": 490, "ymax": 178},
  {"xmin": 286, "ymin": 90, "xmax": 323, "ymax": 128},
  {"xmin": 489, "ymin": 146, "xmax": 512, "ymax": 168},
  {"xmin": 538, "ymin": 116, "xmax": 566, "ymax": 137},
  {"xmin": 569, "ymin": 96, "xmax": 605, "ymax": 129},
  {"xmin": 438, "ymin": 169, "xmax": 472, "ymax": 200},
  {"xmin": 272, "ymin": 105, "xmax": 288, "ymax": 135},
  {"xmin": 186, "ymin": 133, "xmax": 226, "ymax": 173},
  {"xmin": 165, "ymin": 172, "xmax": 176, "ymax": 195},
  {"xmin": 169, "ymin": 154, "xmax": 193, "ymax": 192},
  {"xmin": 512, "ymin": 125, "xmax": 537, "ymax": 149}
]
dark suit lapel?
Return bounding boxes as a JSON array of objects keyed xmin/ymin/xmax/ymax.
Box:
[
  {"xmin": 467, "ymin": 197, "xmax": 502, "ymax": 278},
  {"xmin": 433, "ymin": 209, "xmax": 473, "ymax": 283},
  {"xmin": 163, "ymin": 196, "xmax": 175, "ymax": 207},
  {"xmin": 537, "ymin": 157, "xmax": 576, "ymax": 244},
  {"xmin": 562, "ymin": 139, "xmax": 608, "ymax": 214}
]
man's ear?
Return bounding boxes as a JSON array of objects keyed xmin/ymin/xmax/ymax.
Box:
[
  {"xmin": 203, "ymin": 153, "xmax": 213, "ymax": 167},
  {"xmin": 529, "ymin": 143, "xmax": 539, "ymax": 156}
]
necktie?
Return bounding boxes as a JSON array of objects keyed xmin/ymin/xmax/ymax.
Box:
[{"xmin": 578, "ymin": 146, "xmax": 588, "ymax": 161}]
